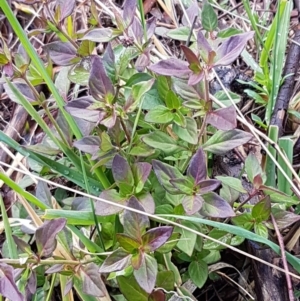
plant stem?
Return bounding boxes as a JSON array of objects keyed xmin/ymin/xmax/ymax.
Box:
[
  {"xmin": 120, "ymin": 117, "xmax": 131, "ymax": 143},
  {"xmin": 271, "ymin": 214, "xmax": 295, "ymax": 301}
]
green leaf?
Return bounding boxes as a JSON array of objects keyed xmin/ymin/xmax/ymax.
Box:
[
  {"xmin": 245, "ymin": 153, "xmax": 264, "ymax": 184},
  {"xmin": 116, "ymin": 234, "xmax": 140, "ymax": 253},
  {"xmin": 156, "ymin": 271, "xmax": 175, "ymax": 291},
  {"xmin": 203, "ymin": 129, "xmax": 252, "ymax": 155},
  {"xmin": 254, "ymin": 223, "xmax": 268, "ymax": 238},
  {"xmin": 132, "ymin": 79, "xmax": 155, "ymax": 103},
  {"xmin": 215, "ymin": 176, "xmax": 247, "ymax": 193},
  {"xmin": 176, "ymin": 221, "xmax": 197, "ymax": 256},
  {"xmin": 213, "ymin": 90, "xmax": 241, "ymax": 108},
  {"xmin": 118, "ymin": 274, "xmax": 148, "ymax": 301},
  {"xmin": 166, "ymin": 26, "xmax": 196, "ymax": 41},
  {"xmin": 252, "ymin": 196, "xmax": 271, "ymax": 223},
  {"xmin": 188, "ymin": 260, "xmax": 208, "ymax": 288},
  {"xmin": 165, "ymin": 90, "xmax": 181, "ymax": 109},
  {"xmin": 142, "ymin": 131, "xmax": 185, "ymax": 155},
  {"xmin": 173, "ymin": 117, "xmax": 198, "ymax": 145},
  {"xmin": 231, "ymin": 213, "xmax": 254, "ymax": 230},
  {"xmin": 217, "ymin": 28, "xmax": 243, "ymax": 38},
  {"xmin": 144, "ymin": 106, "xmax": 174, "ymax": 124},
  {"xmin": 201, "ymin": 2, "xmax": 218, "ymax": 32}
]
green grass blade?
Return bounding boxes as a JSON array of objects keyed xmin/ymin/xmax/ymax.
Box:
[
  {"xmin": 0, "ymin": 173, "xmax": 49, "ymax": 210},
  {"xmin": 278, "ymin": 137, "xmax": 293, "ymax": 195},
  {"xmin": 241, "ymin": 0, "xmax": 263, "ymax": 45},
  {"xmin": 266, "ymin": 0, "xmax": 292, "ymax": 123},
  {"xmin": 43, "ymin": 209, "xmax": 104, "ymax": 225},
  {"xmin": 0, "ymin": 131, "xmax": 103, "ymax": 195},
  {"xmin": 0, "ymin": 195, "xmax": 18, "ymax": 259},
  {"xmin": 160, "ymin": 214, "xmax": 300, "ymax": 273},
  {"xmin": 265, "ymin": 125, "xmax": 278, "ymax": 187},
  {"xmin": 80, "ymin": 151, "xmax": 105, "ymax": 250}
]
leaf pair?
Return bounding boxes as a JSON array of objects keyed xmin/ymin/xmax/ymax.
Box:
[
  {"xmin": 153, "ymin": 148, "xmax": 235, "ymax": 217},
  {"xmin": 99, "ymin": 197, "xmax": 173, "ymax": 293},
  {"xmin": 96, "ymin": 154, "xmax": 154, "ymax": 215}
]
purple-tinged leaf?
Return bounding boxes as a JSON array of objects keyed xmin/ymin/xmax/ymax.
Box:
[
  {"xmin": 138, "ymin": 193, "xmax": 155, "ymax": 214},
  {"xmin": 101, "ymin": 109, "xmax": 117, "ymax": 128},
  {"xmin": 187, "ymin": 148, "xmax": 207, "ymax": 185},
  {"xmin": 198, "ymin": 179, "xmax": 221, "ymax": 193},
  {"xmin": 46, "ymin": 264, "xmax": 64, "ymax": 274},
  {"xmin": 116, "ymin": 234, "xmax": 141, "ymax": 252},
  {"xmin": 81, "ymin": 263, "xmax": 106, "ymax": 297},
  {"xmin": 0, "ymin": 263, "xmax": 24, "ymax": 301},
  {"xmin": 103, "ymin": 43, "xmax": 115, "ymax": 78},
  {"xmin": 63, "ymin": 278, "xmax": 73, "ymax": 296},
  {"xmin": 147, "ymin": 17, "xmax": 157, "ymax": 39},
  {"xmin": 271, "ymin": 208, "xmax": 300, "ymax": 230},
  {"xmin": 152, "ymin": 160, "xmax": 184, "ymax": 194},
  {"xmin": 149, "ymin": 290, "xmax": 166, "ymax": 301},
  {"xmin": 99, "ymin": 248, "xmax": 132, "ymax": 273},
  {"xmin": 123, "ymin": 0, "xmax": 137, "ymax": 27},
  {"xmin": 214, "ymin": 32, "xmax": 254, "ymax": 66},
  {"xmin": 55, "ymin": 0, "xmax": 75, "ymax": 21},
  {"xmin": 112, "ymin": 154, "xmax": 134, "ymax": 187},
  {"xmin": 44, "ymin": 42, "xmax": 77, "ymax": 65},
  {"xmin": 131, "ymin": 249, "xmax": 144, "ymax": 270},
  {"xmin": 73, "ymin": 136, "xmax": 100, "ymax": 155},
  {"xmin": 188, "ymin": 71, "xmax": 204, "ymax": 85},
  {"xmin": 142, "ymin": 226, "xmax": 173, "ymax": 252},
  {"xmin": 27, "ymin": 271, "xmax": 37, "ymax": 295},
  {"xmin": 13, "ymin": 235, "xmax": 32, "ymax": 255},
  {"xmin": 133, "ymin": 253, "xmax": 157, "ymax": 293},
  {"xmin": 169, "ymin": 177, "xmax": 194, "ymax": 194},
  {"xmin": 181, "ymin": 45, "xmax": 199, "ymax": 65},
  {"xmin": 206, "ymin": 105, "xmax": 237, "ymax": 130},
  {"xmin": 201, "ymin": 192, "xmax": 235, "ymax": 218},
  {"xmin": 203, "ymin": 129, "xmax": 253, "ymax": 155},
  {"xmin": 245, "ymin": 153, "xmax": 263, "ymax": 183},
  {"xmin": 253, "ymin": 174, "xmax": 263, "ymax": 189},
  {"xmin": 135, "ymin": 50, "xmax": 151, "ymax": 72},
  {"xmin": 96, "ymin": 189, "xmax": 126, "ymax": 216},
  {"xmin": 124, "ymin": 197, "xmax": 150, "ymax": 241},
  {"xmin": 182, "ymin": 194, "xmax": 204, "ymax": 215},
  {"xmin": 81, "ymin": 28, "xmax": 117, "ymax": 43},
  {"xmin": 149, "ymin": 58, "xmax": 191, "ymax": 77},
  {"xmin": 4, "ymin": 82, "xmax": 36, "ymax": 103},
  {"xmin": 132, "ymin": 162, "xmax": 152, "ymax": 193},
  {"xmin": 65, "ymin": 97, "xmax": 104, "ymax": 123},
  {"xmin": 182, "ymin": 1, "xmax": 201, "ymax": 28},
  {"xmin": 89, "ymin": 56, "xmax": 114, "ymax": 101},
  {"xmin": 197, "ymin": 30, "xmax": 212, "ymax": 56},
  {"xmin": 130, "ymin": 17, "xmax": 143, "ymax": 44},
  {"xmin": 36, "ymin": 218, "xmax": 66, "ymax": 258}
]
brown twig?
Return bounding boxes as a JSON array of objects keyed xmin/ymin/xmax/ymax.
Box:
[
  {"xmin": 270, "ymin": 25, "xmax": 300, "ymax": 136},
  {"xmin": 271, "ymin": 214, "xmax": 295, "ymax": 301}
]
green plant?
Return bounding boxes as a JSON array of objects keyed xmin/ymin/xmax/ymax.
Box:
[{"xmin": 0, "ymin": 0, "xmax": 300, "ymax": 300}]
